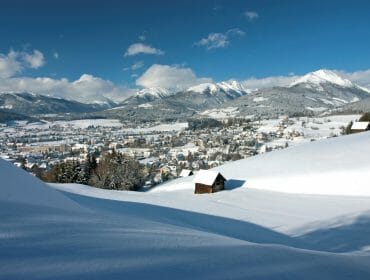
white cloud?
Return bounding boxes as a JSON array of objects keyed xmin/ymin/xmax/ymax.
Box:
[
  {"xmin": 23, "ymin": 50, "xmax": 45, "ymax": 69},
  {"xmin": 0, "ymin": 49, "xmax": 45, "ymax": 78},
  {"xmin": 131, "ymin": 61, "xmax": 144, "ymax": 70},
  {"xmin": 227, "ymin": 28, "xmax": 246, "ymax": 37},
  {"xmin": 0, "ymin": 50, "xmax": 22, "ymax": 78},
  {"xmin": 244, "ymin": 11, "xmax": 259, "ymax": 21},
  {"xmin": 195, "ymin": 28, "xmax": 245, "ymax": 50},
  {"xmin": 136, "ymin": 64, "xmax": 212, "ymax": 89},
  {"xmin": 53, "ymin": 52, "xmax": 59, "ymax": 59},
  {"xmin": 138, "ymin": 35, "xmax": 146, "ymax": 41},
  {"xmin": 335, "ymin": 69, "xmax": 370, "ymax": 88},
  {"xmin": 124, "ymin": 43, "xmax": 164, "ymax": 56},
  {"xmin": 241, "ymin": 75, "xmax": 298, "ymax": 89},
  {"xmin": 195, "ymin": 33, "xmax": 228, "ymax": 49},
  {"xmin": 0, "ymin": 74, "xmax": 135, "ymax": 103}
]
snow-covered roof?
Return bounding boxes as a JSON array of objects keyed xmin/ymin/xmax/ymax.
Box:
[
  {"xmin": 179, "ymin": 169, "xmax": 193, "ymax": 177},
  {"xmin": 351, "ymin": 121, "xmax": 370, "ymax": 130},
  {"xmin": 193, "ymin": 170, "xmax": 225, "ymax": 186}
]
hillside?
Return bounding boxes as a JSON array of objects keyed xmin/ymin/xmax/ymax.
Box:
[{"xmin": 2, "ymin": 133, "xmax": 370, "ymax": 279}]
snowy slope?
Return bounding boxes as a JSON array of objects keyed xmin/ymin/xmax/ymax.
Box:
[
  {"xmin": 0, "ymin": 159, "xmax": 84, "ymax": 211},
  {"xmin": 215, "ymin": 131, "xmax": 370, "ymax": 196},
  {"xmin": 2, "ymin": 133, "xmax": 370, "ymax": 279}
]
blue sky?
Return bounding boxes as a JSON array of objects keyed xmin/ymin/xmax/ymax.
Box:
[{"xmin": 1, "ymin": 0, "xmax": 370, "ymax": 101}]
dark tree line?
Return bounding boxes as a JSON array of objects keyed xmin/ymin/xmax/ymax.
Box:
[{"xmin": 41, "ymin": 151, "xmax": 145, "ymax": 191}]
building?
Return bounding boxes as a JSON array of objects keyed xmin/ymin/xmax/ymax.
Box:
[
  {"xmin": 351, "ymin": 121, "xmax": 370, "ymax": 133},
  {"xmin": 193, "ymin": 170, "xmax": 226, "ymax": 194},
  {"xmin": 179, "ymin": 169, "xmax": 193, "ymax": 177}
]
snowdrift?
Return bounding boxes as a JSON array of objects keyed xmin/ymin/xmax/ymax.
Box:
[{"xmin": 0, "ymin": 159, "xmax": 84, "ymax": 211}]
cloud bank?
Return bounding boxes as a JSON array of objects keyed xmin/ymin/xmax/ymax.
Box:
[
  {"xmin": 240, "ymin": 75, "xmax": 298, "ymax": 89},
  {"xmin": 136, "ymin": 64, "xmax": 212, "ymax": 89},
  {"xmin": 336, "ymin": 69, "xmax": 370, "ymax": 88},
  {"xmin": 0, "ymin": 74, "xmax": 135, "ymax": 103}
]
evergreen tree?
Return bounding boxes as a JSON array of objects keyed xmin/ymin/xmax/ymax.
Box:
[{"xmin": 90, "ymin": 151, "xmax": 145, "ymax": 190}]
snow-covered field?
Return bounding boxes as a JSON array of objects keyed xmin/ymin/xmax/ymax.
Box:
[
  {"xmin": 200, "ymin": 107, "xmax": 240, "ymax": 119},
  {"xmin": 120, "ymin": 122, "xmax": 188, "ymax": 134},
  {"xmin": 1, "ymin": 119, "xmax": 189, "ymax": 133},
  {"xmin": 258, "ymin": 114, "xmax": 360, "ymax": 148},
  {"xmin": 2, "ymin": 132, "xmax": 370, "ymax": 279}
]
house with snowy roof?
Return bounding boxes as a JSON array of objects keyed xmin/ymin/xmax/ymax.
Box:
[
  {"xmin": 193, "ymin": 170, "xmax": 226, "ymax": 194},
  {"xmin": 351, "ymin": 121, "xmax": 370, "ymax": 133},
  {"xmin": 179, "ymin": 169, "xmax": 193, "ymax": 177}
]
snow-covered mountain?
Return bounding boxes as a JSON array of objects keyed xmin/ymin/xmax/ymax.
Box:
[
  {"xmin": 128, "ymin": 80, "xmax": 251, "ymax": 102},
  {"xmin": 187, "ymin": 80, "xmax": 251, "ymax": 96},
  {"xmin": 289, "ymin": 69, "xmax": 370, "ymax": 93},
  {"xmin": 3, "ymin": 69, "xmax": 370, "ymax": 120},
  {"xmin": 207, "ymin": 70, "xmax": 370, "ymax": 119},
  {"xmin": 107, "ymin": 80, "xmax": 251, "ymax": 120},
  {"xmin": 135, "ymin": 87, "xmax": 176, "ymax": 100},
  {"xmin": 290, "ymin": 69, "xmax": 354, "ymax": 89},
  {"xmin": 105, "ymin": 70, "xmax": 370, "ymax": 121},
  {"xmin": 0, "ymin": 92, "xmax": 111, "ymax": 115},
  {"xmin": 2, "ymin": 132, "xmax": 370, "ymax": 279}
]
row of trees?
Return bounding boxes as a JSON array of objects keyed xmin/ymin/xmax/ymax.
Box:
[{"xmin": 41, "ymin": 151, "xmax": 145, "ymax": 191}]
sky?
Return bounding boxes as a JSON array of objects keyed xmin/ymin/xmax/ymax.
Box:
[{"xmin": 1, "ymin": 0, "xmax": 370, "ymax": 102}]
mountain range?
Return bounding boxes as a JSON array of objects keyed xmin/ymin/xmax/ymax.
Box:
[
  {"xmin": 105, "ymin": 69, "xmax": 370, "ymax": 120},
  {"xmin": 0, "ymin": 92, "xmax": 111, "ymax": 116},
  {"xmin": 1, "ymin": 69, "xmax": 370, "ymax": 120}
]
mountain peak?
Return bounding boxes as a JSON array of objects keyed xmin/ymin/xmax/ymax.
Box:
[
  {"xmin": 290, "ymin": 69, "xmax": 354, "ymax": 88},
  {"xmin": 187, "ymin": 80, "xmax": 251, "ymax": 95}
]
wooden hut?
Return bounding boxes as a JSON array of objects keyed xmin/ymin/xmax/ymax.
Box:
[{"xmin": 193, "ymin": 170, "xmax": 226, "ymax": 194}]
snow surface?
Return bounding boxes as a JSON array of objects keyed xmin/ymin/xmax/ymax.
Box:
[
  {"xmin": 257, "ymin": 114, "xmax": 359, "ymax": 144},
  {"xmin": 0, "ymin": 159, "xmax": 84, "ymax": 211},
  {"xmin": 2, "ymin": 132, "xmax": 370, "ymax": 279}
]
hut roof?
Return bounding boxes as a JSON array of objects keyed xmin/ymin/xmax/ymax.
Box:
[
  {"xmin": 179, "ymin": 169, "xmax": 193, "ymax": 177},
  {"xmin": 351, "ymin": 121, "xmax": 370, "ymax": 130},
  {"xmin": 193, "ymin": 170, "xmax": 225, "ymax": 186}
]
